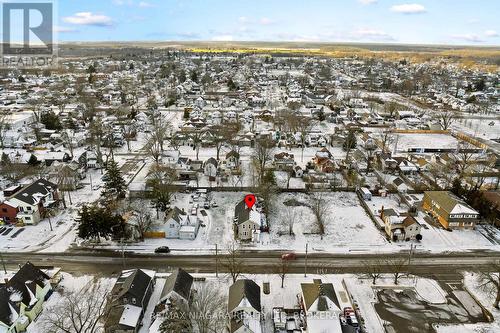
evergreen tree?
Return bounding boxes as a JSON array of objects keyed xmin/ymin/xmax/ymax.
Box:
[
  {"xmin": 102, "ymin": 160, "xmax": 127, "ymax": 198},
  {"xmin": 77, "ymin": 204, "xmax": 126, "ymax": 241},
  {"xmin": 27, "ymin": 154, "xmax": 39, "ymax": 166},
  {"xmin": 41, "ymin": 111, "xmax": 63, "ymax": 130},
  {"xmin": 343, "ymin": 130, "xmax": 357, "ymax": 151},
  {"xmin": 1, "ymin": 152, "xmax": 10, "ymax": 166}
]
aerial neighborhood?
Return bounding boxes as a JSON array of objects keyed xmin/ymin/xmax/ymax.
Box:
[{"xmin": 0, "ymin": 37, "xmax": 499, "ymax": 333}]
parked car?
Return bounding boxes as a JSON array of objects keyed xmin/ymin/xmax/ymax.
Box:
[
  {"xmin": 154, "ymin": 246, "xmax": 170, "ymax": 253},
  {"xmin": 204, "ymin": 201, "xmax": 210, "ymax": 209},
  {"xmin": 191, "ymin": 207, "xmax": 197, "ymax": 215},
  {"xmin": 281, "ymin": 253, "xmax": 297, "ymax": 260},
  {"xmin": 211, "ymin": 202, "xmax": 218, "ymax": 208}
]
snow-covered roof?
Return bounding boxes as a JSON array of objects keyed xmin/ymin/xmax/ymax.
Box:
[
  {"xmin": 450, "ymin": 204, "xmax": 478, "ymax": 215},
  {"xmin": 118, "ymin": 304, "xmax": 142, "ymax": 328}
]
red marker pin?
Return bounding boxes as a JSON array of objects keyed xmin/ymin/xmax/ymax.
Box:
[{"xmin": 244, "ymin": 194, "xmax": 256, "ymax": 210}]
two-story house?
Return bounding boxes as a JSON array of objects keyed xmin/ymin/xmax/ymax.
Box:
[
  {"xmin": 233, "ymin": 199, "xmax": 261, "ymax": 241},
  {"xmin": 423, "ymin": 191, "xmax": 479, "ymax": 229},
  {"xmin": 105, "ymin": 269, "xmax": 155, "ymax": 333},
  {"xmin": 380, "ymin": 208, "xmax": 422, "ymax": 241},
  {"xmin": 228, "ymin": 280, "xmax": 262, "ymax": 333},
  {"xmin": 0, "ymin": 262, "xmax": 52, "ymax": 333},
  {"xmin": 160, "ymin": 207, "xmax": 200, "ymax": 240},
  {"xmin": 300, "ymin": 280, "xmax": 342, "ymax": 333},
  {"xmin": 7, "ymin": 179, "xmax": 59, "ymax": 225}
]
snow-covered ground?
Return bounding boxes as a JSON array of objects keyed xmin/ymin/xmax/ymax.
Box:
[
  {"xmin": 390, "ymin": 133, "xmax": 460, "ymax": 152},
  {"xmin": 453, "ymin": 118, "xmax": 500, "ymax": 141}
]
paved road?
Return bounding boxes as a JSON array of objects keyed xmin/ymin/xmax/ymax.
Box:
[{"xmin": 2, "ymin": 250, "xmax": 500, "ymax": 276}]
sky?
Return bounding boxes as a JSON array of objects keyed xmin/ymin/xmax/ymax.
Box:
[{"xmin": 47, "ymin": 0, "xmax": 500, "ymax": 45}]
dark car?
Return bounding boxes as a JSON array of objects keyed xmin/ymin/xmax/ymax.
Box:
[{"xmin": 154, "ymin": 246, "xmax": 170, "ymax": 253}]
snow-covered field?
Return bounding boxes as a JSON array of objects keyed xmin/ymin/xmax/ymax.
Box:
[
  {"xmin": 453, "ymin": 118, "xmax": 500, "ymax": 141},
  {"xmin": 390, "ymin": 133, "xmax": 460, "ymax": 152}
]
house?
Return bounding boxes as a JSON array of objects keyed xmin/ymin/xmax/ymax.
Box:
[
  {"xmin": 0, "ymin": 200, "xmax": 19, "ymax": 225},
  {"xmin": 105, "ymin": 269, "xmax": 155, "ymax": 333},
  {"xmin": 423, "ymin": 191, "xmax": 479, "ymax": 229},
  {"xmin": 7, "ymin": 179, "xmax": 59, "ymax": 225},
  {"xmin": 233, "ymin": 199, "xmax": 261, "ymax": 241},
  {"xmin": 273, "ymin": 152, "xmax": 295, "ymax": 170},
  {"xmin": 300, "ymin": 279, "xmax": 342, "ymax": 333},
  {"xmin": 225, "ymin": 150, "xmax": 241, "ymax": 169},
  {"xmin": 0, "ymin": 262, "xmax": 52, "ymax": 333},
  {"xmin": 204, "ymin": 157, "xmax": 218, "ymax": 178},
  {"xmin": 380, "ymin": 208, "xmax": 422, "ymax": 241},
  {"xmin": 227, "ymin": 280, "xmax": 262, "ymax": 333},
  {"xmin": 160, "ymin": 207, "xmax": 200, "ymax": 240},
  {"xmin": 158, "ymin": 268, "xmax": 193, "ymax": 306}
]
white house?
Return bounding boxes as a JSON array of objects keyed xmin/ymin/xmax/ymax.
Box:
[
  {"xmin": 233, "ymin": 200, "xmax": 261, "ymax": 241},
  {"xmin": 228, "ymin": 280, "xmax": 262, "ymax": 333},
  {"xmin": 300, "ymin": 280, "xmax": 342, "ymax": 333},
  {"xmin": 161, "ymin": 207, "xmax": 200, "ymax": 240}
]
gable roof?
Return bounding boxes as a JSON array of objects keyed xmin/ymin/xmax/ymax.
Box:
[
  {"xmin": 160, "ymin": 268, "xmax": 193, "ymax": 302},
  {"xmin": 10, "ymin": 178, "xmax": 57, "ymax": 206},
  {"xmin": 301, "ymin": 281, "xmax": 340, "ymax": 313},
  {"xmin": 228, "ymin": 279, "xmax": 261, "ymax": 313},
  {"xmin": 234, "ymin": 199, "xmax": 260, "ymax": 226},
  {"xmin": 0, "ymin": 262, "xmax": 49, "ymax": 326},
  {"xmin": 425, "ymin": 191, "xmax": 479, "ymax": 215},
  {"xmin": 115, "ymin": 269, "xmax": 152, "ymax": 302},
  {"xmin": 165, "ymin": 207, "xmax": 186, "ymax": 224}
]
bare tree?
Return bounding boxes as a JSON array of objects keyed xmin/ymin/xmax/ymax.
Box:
[
  {"xmin": 221, "ymin": 243, "xmax": 245, "ymax": 283},
  {"xmin": 144, "ymin": 134, "xmax": 162, "ymax": 164},
  {"xmin": 310, "ymin": 193, "xmax": 330, "ymax": 238},
  {"xmin": 385, "ymin": 257, "xmax": 409, "ymax": 285},
  {"xmin": 190, "ymin": 283, "xmax": 227, "ymax": 333},
  {"xmin": 378, "ymin": 131, "xmax": 394, "ymax": 153},
  {"xmin": 40, "ymin": 278, "xmax": 110, "ymax": 333},
  {"xmin": 477, "ymin": 261, "xmax": 500, "ymax": 308},
  {"xmin": 296, "ymin": 116, "xmax": 316, "ymax": 162},
  {"xmin": 361, "ymin": 260, "xmax": 383, "ymax": 285},
  {"xmin": 252, "ymin": 138, "xmax": 275, "ymax": 185},
  {"xmin": 282, "ymin": 207, "xmax": 299, "ymax": 236},
  {"xmin": 129, "ymin": 202, "xmax": 155, "ymax": 240},
  {"xmin": 275, "ymin": 259, "xmax": 291, "ymax": 288},
  {"xmin": 455, "ymin": 143, "xmax": 477, "ymax": 178},
  {"xmin": 438, "ymin": 110, "xmax": 456, "ymax": 130},
  {"xmin": 122, "ymin": 121, "xmax": 137, "ymax": 152}
]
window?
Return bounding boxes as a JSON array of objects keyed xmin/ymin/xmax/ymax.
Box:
[
  {"xmin": 27, "ymin": 206, "xmax": 32, "ymax": 211},
  {"xmin": 25, "ymin": 217, "xmax": 31, "ymax": 220},
  {"xmin": 132, "ymin": 298, "xmax": 136, "ymax": 304},
  {"xmin": 1, "ymin": 208, "xmax": 7, "ymax": 213},
  {"xmin": 170, "ymin": 224, "xmax": 175, "ymax": 228}
]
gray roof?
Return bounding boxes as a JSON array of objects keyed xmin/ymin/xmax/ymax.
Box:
[
  {"xmin": 301, "ymin": 281, "xmax": 340, "ymax": 312},
  {"xmin": 115, "ymin": 269, "xmax": 152, "ymax": 303},
  {"xmin": 228, "ymin": 279, "xmax": 261, "ymax": 312},
  {"xmin": 160, "ymin": 268, "xmax": 193, "ymax": 302},
  {"xmin": 234, "ymin": 199, "xmax": 250, "ymax": 225},
  {"xmin": 11, "ymin": 178, "xmax": 57, "ymax": 205}
]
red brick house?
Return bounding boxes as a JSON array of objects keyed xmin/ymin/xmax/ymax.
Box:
[{"xmin": 0, "ymin": 200, "xmax": 19, "ymax": 225}]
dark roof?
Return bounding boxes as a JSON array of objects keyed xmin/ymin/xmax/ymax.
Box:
[
  {"xmin": 204, "ymin": 157, "xmax": 218, "ymax": 167},
  {"xmin": 226, "ymin": 150, "xmax": 240, "ymax": 159},
  {"xmin": 0, "ymin": 262, "xmax": 49, "ymax": 326},
  {"xmin": 228, "ymin": 279, "xmax": 261, "ymax": 312},
  {"xmin": 234, "ymin": 199, "xmax": 250, "ymax": 225},
  {"xmin": 165, "ymin": 206, "xmax": 186, "ymax": 224},
  {"xmin": 115, "ymin": 269, "xmax": 152, "ymax": 303},
  {"xmin": 160, "ymin": 268, "xmax": 193, "ymax": 302},
  {"xmin": 301, "ymin": 281, "xmax": 340, "ymax": 312},
  {"xmin": 11, "ymin": 178, "xmax": 57, "ymax": 205}
]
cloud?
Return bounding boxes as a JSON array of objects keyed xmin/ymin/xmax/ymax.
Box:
[
  {"xmin": 390, "ymin": 3, "xmax": 426, "ymax": 14},
  {"xmin": 485, "ymin": 30, "xmax": 499, "ymax": 37},
  {"xmin": 358, "ymin": 0, "xmax": 377, "ymax": 5},
  {"xmin": 54, "ymin": 26, "xmax": 78, "ymax": 33},
  {"xmin": 212, "ymin": 35, "xmax": 233, "ymax": 41},
  {"xmin": 451, "ymin": 34, "xmax": 484, "ymax": 43},
  {"xmin": 138, "ymin": 1, "xmax": 155, "ymax": 8},
  {"xmin": 63, "ymin": 12, "xmax": 113, "ymax": 26}
]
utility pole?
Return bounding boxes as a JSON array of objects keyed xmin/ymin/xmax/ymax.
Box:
[
  {"xmin": 304, "ymin": 243, "xmax": 308, "ymax": 277},
  {"xmin": 215, "ymin": 243, "xmax": 218, "ymax": 278},
  {"xmin": 121, "ymin": 238, "xmax": 125, "ymax": 270}
]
